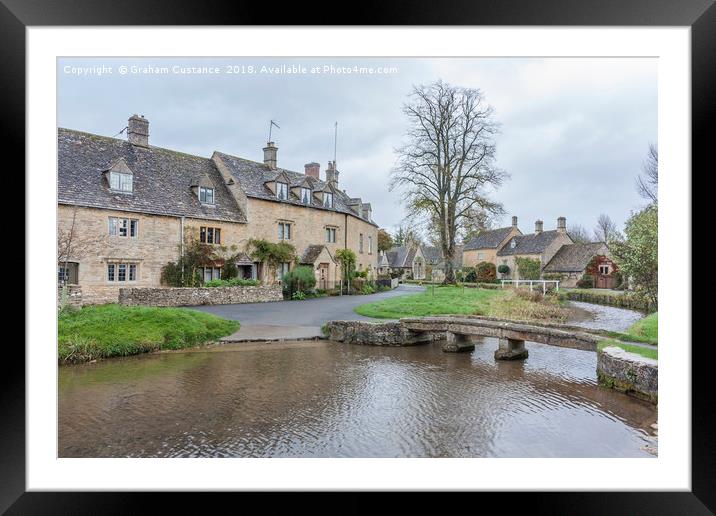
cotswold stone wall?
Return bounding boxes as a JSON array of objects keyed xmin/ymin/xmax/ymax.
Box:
[
  {"xmin": 597, "ymin": 346, "xmax": 658, "ymax": 403},
  {"xmin": 118, "ymin": 285, "xmax": 283, "ymax": 306},
  {"xmin": 326, "ymin": 320, "xmax": 437, "ymax": 346},
  {"xmin": 57, "ymin": 285, "xmax": 83, "ymax": 309},
  {"xmin": 563, "ymin": 290, "xmax": 654, "ymax": 312}
]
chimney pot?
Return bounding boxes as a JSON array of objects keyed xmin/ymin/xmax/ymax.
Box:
[
  {"xmin": 512, "ymin": 216, "xmax": 518, "ymax": 228},
  {"xmin": 304, "ymin": 162, "xmax": 320, "ymax": 179},
  {"xmin": 263, "ymin": 142, "xmax": 278, "ymax": 170},
  {"xmin": 557, "ymin": 216, "xmax": 567, "ymax": 233},
  {"xmin": 127, "ymin": 114, "xmax": 149, "ymax": 147},
  {"xmin": 326, "ymin": 160, "xmax": 339, "ymax": 187},
  {"xmin": 535, "ymin": 220, "xmax": 544, "ymax": 234}
]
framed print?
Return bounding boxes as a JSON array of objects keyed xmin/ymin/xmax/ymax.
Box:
[{"xmin": 6, "ymin": 0, "xmax": 711, "ymax": 511}]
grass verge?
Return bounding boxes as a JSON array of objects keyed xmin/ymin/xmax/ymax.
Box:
[
  {"xmin": 354, "ymin": 286, "xmax": 570, "ymax": 322},
  {"xmin": 598, "ymin": 339, "xmax": 658, "ymax": 360},
  {"xmin": 626, "ymin": 312, "xmax": 658, "ymax": 343},
  {"xmin": 58, "ymin": 304, "xmax": 240, "ymax": 364}
]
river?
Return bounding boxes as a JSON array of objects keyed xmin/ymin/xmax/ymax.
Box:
[{"xmin": 59, "ymin": 302, "xmax": 656, "ymax": 458}]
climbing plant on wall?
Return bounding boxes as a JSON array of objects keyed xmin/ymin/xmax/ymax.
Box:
[{"xmin": 514, "ymin": 257, "xmax": 541, "ymax": 280}]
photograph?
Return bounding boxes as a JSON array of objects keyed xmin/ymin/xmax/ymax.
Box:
[{"xmin": 56, "ymin": 55, "xmax": 660, "ymax": 459}]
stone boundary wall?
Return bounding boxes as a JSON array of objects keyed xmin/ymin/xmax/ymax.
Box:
[
  {"xmin": 118, "ymin": 285, "xmax": 283, "ymax": 307},
  {"xmin": 57, "ymin": 285, "xmax": 83, "ymax": 310},
  {"xmin": 563, "ymin": 290, "xmax": 653, "ymax": 313},
  {"xmin": 597, "ymin": 346, "xmax": 658, "ymax": 403},
  {"xmin": 326, "ymin": 320, "xmax": 438, "ymax": 346}
]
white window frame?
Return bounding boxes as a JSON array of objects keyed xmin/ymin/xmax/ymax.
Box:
[
  {"xmin": 107, "ymin": 262, "xmax": 138, "ymax": 283},
  {"xmin": 199, "ymin": 186, "xmax": 215, "ymax": 204},
  {"xmin": 301, "ymin": 187, "xmax": 311, "ymax": 204},
  {"xmin": 278, "ymin": 222, "xmax": 291, "ymax": 240},
  {"xmin": 109, "ymin": 171, "xmax": 133, "ymax": 192},
  {"xmin": 109, "ymin": 217, "xmax": 138, "ymax": 238},
  {"xmin": 276, "ymin": 182, "xmax": 288, "ymax": 200},
  {"xmin": 323, "ymin": 192, "xmax": 333, "ymax": 208}
]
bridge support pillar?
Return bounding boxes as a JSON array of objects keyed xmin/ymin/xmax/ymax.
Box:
[
  {"xmin": 442, "ymin": 332, "xmax": 475, "ymax": 353},
  {"xmin": 494, "ymin": 338, "xmax": 528, "ymax": 360}
]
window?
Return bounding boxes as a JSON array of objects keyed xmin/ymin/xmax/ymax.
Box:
[
  {"xmin": 323, "ymin": 192, "xmax": 333, "ymax": 208},
  {"xmin": 278, "ymin": 222, "xmax": 291, "ymax": 240},
  {"xmin": 109, "ymin": 171, "xmax": 133, "ymax": 192},
  {"xmin": 477, "ymin": 252, "xmax": 485, "ymax": 260},
  {"xmin": 109, "ymin": 217, "xmax": 138, "ymax": 238},
  {"xmin": 301, "ymin": 187, "xmax": 311, "ymax": 204},
  {"xmin": 199, "ymin": 186, "xmax": 215, "ymax": 204},
  {"xmin": 368, "ymin": 236, "xmax": 373, "ymax": 254},
  {"xmin": 359, "ymin": 233, "xmax": 364, "ymax": 253},
  {"xmin": 326, "ymin": 227, "xmax": 336, "ymax": 243},
  {"xmin": 599, "ymin": 264, "xmax": 610, "ymax": 275},
  {"xmin": 107, "ymin": 262, "xmax": 138, "ymax": 282},
  {"xmin": 276, "ymin": 182, "xmax": 288, "ymax": 200},
  {"xmin": 279, "ymin": 262, "xmax": 291, "ymax": 279},
  {"xmin": 200, "ymin": 227, "xmax": 221, "ymax": 244}
]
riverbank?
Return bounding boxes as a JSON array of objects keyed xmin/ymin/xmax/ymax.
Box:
[
  {"xmin": 58, "ymin": 304, "xmax": 240, "ymax": 364},
  {"xmin": 354, "ymin": 286, "xmax": 571, "ymax": 322}
]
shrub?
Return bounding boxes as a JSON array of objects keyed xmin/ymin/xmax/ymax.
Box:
[
  {"xmin": 222, "ymin": 261, "xmax": 239, "ymax": 280},
  {"xmin": 352, "ymin": 276, "xmax": 366, "ymax": 292},
  {"xmin": 576, "ymin": 274, "xmax": 595, "ymax": 289},
  {"xmin": 291, "ymin": 291, "xmax": 307, "ymax": 300},
  {"xmin": 475, "ymin": 262, "xmax": 497, "ymax": 282},
  {"xmin": 361, "ymin": 284, "xmax": 375, "ymax": 295},
  {"xmin": 282, "ymin": 266, "xmax": 317, "ymax": 295},
  {"xmin": 497, "ymin": 264, "xmax": 510, "ymax": 275},
  {"xmin": 461, "ymin": 267, "xmax": 477, "ymax": 283},
  {"xmin": 514, "ymin": 288, "xmax": 544, "ymax": 303}
]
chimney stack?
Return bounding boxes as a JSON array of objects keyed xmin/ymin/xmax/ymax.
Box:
[
  {"xmin": 263, "ymin": 142, "xmax": 278, "ymax": 170},
  {"xmin": 127, "ymin": 114, "xmax": 149, "ymax": 147},
  {"xmin": 304, "ymin": 162, "xmax": 320, "ymax": 179},
  {"xmin": 326, "ymin": 160, "xmax": 339, "ymax": 187},
  {"xmin": 512, "ymin": 216, "xmax": 518, "ymax": 228},
  {"xmin": 557, "ymin": 216, "xmax": 567, "ymax": 233},
  {"xmin": 535, "ymin": 220, "xmax": 543, "ymax": 234}
]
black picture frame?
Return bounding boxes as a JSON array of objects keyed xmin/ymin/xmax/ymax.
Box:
[{"xmin": 5, "ymin": 0, "xmax": 708, "ymax": 512}]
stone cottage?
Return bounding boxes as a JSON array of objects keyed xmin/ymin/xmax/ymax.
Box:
[
  {"xmin": 421, "ymin": 245, "xmax": 463, "ymax": 282},
  {"xmin": 542, "ymin": 242, "xmax": 618, "ymax": 288},
  {"xmin": 495, "ymin": 217, "xmax": 574, "ymax": 280},
  {"xmin": 462, "ymin": 216, "xmax": 522, "ymax": 269},
  {"xmin": 57, "ymin": 115, "xmax": 379, "ymax": 304},
  {"xmin": 382, "ymin": 244, "xmax": 426, "ymax": 280}
]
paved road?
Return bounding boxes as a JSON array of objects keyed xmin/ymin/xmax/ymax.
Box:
[{"xmin": 189, "ymin": 284, "xmax": 424, "ymax": 342}]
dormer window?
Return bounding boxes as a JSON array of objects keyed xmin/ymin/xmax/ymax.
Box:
[
  {"xmin": 323, "ymin": 192, "xmax": 334, "ymax": 208},
  {"xmin": 109, "ymin": 171, "xmax": 133, "ymax": 192},
  {"xmin": 510, "ymin": 239, "xmax": 517, "ymax": 249},
  {"xmin": 277, "ymin": 182, "xmax": 288, "ymax": 200},
  {"xmin": 199, "ymin": 186, "xmax": 215, "ymax": 204},
  {"xmin": 301, "ymin": 187, "xmax": 311, "ymax": 204}
]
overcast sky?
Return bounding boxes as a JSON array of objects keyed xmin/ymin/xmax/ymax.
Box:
[{"xmin": 58, "ymin": 57, "xmax": 656, "ymax": 237}]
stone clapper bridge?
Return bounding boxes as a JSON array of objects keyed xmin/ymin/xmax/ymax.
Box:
[{"xmin": 326, "ymin": 316, "xmax": 601, "ymax": 360}]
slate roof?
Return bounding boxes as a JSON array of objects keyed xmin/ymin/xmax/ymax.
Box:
[
  {"xmin": 300, "ymin": 244, "xmax": 328, "ymax": 264},
  {"xmin": 58, "ymin": 129, "xmax": 246, "ymax": 223},
  {"xmin": 421, "ymin": 246, "xmax": 442, "ymax": 265},
  {"xmin": 386, "ymin": 246, "xmax": 411, "ymax": 268},
  {"xmin": 422, "ymin": 245, "xmax": 464, "ymax": 269},
  {"xmin": 464, "ymin": 227, "xmax": 515, "ymax": 250},
  {"xmin": 543, "ymin": 242, "xmax": 609, "ymax": 273},
  {"xmin": 497, "ymin": 230, "xmax": 562, "ymax": 256},
  {"xmin": 212, "ymin": 151, "xmax": 378, "ymax": 226}
]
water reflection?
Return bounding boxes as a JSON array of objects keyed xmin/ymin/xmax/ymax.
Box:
[{"xmin": 59, "ymin": 339, "xmax": 656, "ymax": 458}]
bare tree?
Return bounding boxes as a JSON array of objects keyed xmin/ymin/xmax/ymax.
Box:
[
  {"xmin": 568, "ymin": 224, "xmax": 591, "ymax": 244},
  {"xmin": 57, "ymin": 205, "xmax": 103, "ymax": 284},
  {"xmin": 636, "ymin": 143, "xmax": 658, "ymax": 205},
  {"xmin": 593, "ymin": 213, "xmax": 621, "ymax": 244},
  {"xmin": 391, "ymin": 80, "xmax": 507, "ymax": 283},
  {"xmin": 459, "ymin": 206, "xmax": 501, "ymax": 244}
]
